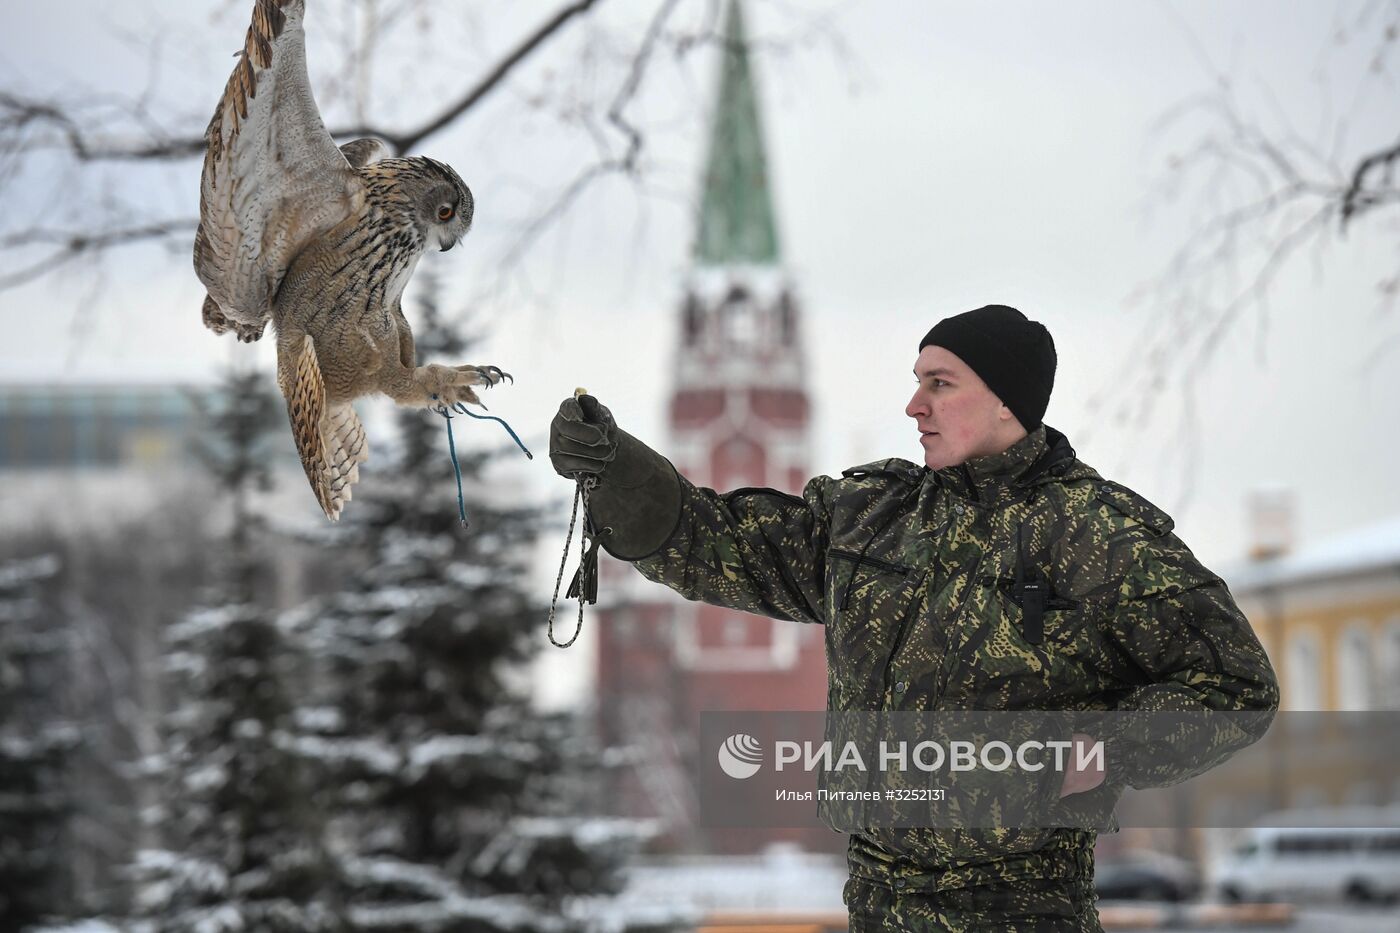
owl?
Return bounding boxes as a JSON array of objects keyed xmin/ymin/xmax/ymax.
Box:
[{"xmin": 193, "ymin": 0, "xmax": 509, "ymax": 521}]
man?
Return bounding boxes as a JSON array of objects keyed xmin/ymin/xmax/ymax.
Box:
[{"xmin": 549, "ymin": 304, "xmax": 1279, "ymax": 931}]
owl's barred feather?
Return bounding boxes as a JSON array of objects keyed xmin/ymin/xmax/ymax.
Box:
[
  {"xmin": 278, "ymin": 335, "xmax": 370, "ymax": 521},
  {"xmin": 283, "ymin": 334, "xmax": 332, "ymax": 517},
  {"xmin": 322, "ymin": 403, "xmax": 368, "ymax": 515},
  {"xmin": 205, "ymin": 0, "xmax": 286, "ymax": 169},
  {"xmin": 339, "ymin": 137, "xmax": 390, "ymax": 169}
]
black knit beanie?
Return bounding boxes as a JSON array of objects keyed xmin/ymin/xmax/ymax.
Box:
[{"xmin": 919, "ymin": 304, "xmax": 1057, "ymax": 431}]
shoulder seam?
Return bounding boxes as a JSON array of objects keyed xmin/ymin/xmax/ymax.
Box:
[
  {"xmin": 1094, "ymin": 480, "xmax": 1174, "ymax": 535},
  {"xmin": 723, "ymin": 485, "xmax": 807, "ymax": 508},
  {"xmin": 840, "ymin": 457, "xmax": 922, "ymax": 482}
]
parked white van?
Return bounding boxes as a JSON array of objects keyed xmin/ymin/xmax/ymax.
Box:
[{"xmin": 1212, "ymin": 823, "xmax": 1400, "ymax": 904}]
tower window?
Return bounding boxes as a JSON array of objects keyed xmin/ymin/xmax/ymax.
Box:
[
  {"xmin": 683, "ymin": 295, "xmax": 704, "ymax": 345},
  {"xmin": 779, "ymin": 291, "xmax": 796, "ymax": 344},
  {"xmin": 723, "ymin": 285, "xmax": 759, "ymax": 349}
]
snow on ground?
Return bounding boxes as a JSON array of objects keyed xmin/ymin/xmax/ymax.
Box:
[{"xmin": 612, "ymin": 843, "xmax": 848, "ymax": 915}]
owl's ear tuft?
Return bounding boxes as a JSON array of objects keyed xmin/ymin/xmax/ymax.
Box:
[{"xmin": 459, "ymin": 186, "xmax": 475, "ymax": 227}]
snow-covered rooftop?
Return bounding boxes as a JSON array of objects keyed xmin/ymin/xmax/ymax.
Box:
[{"xmin": 1220, "ymin": 513, "xmax": 1400, "ymax": 593}]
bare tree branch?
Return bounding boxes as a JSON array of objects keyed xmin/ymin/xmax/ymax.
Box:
[
  {"xmin": 1341, "ymin": 136, "xmax": 1400, "ymax": 227},
  {"xmin": 388, "ymin": 0, "xmax": 602, "ymax": 155},
  {"xmin": 0, "ymin": 219, "xmax": 195, "ymax": 290},
  {"xmin": 0, "ymin": 0, "xmax": 603, "ymax": 164},
  {"xmin": 1083, "ymin": 0, "xmax": 1400, "ymax": 494},
  {"xmin": 492, "ymin": 0, "xmax": 681, "ymax": 278}
]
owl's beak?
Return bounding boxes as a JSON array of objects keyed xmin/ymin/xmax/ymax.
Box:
[{"xmin": 439, "ymin": 241, "xmax": 454, "ymax": 252}]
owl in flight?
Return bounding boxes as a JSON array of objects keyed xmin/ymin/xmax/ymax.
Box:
[{"xmin": 194, "ymin": 0, "xmax": 509, "ymax": 520}]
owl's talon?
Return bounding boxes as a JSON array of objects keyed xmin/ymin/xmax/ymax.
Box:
[
  {"xmin": 451, "ymin": 385, "xmax": 482, "ymax": 409},
  {"xmin": 450, "ymin": 364, "xmax": 510, "ymax": 387}
]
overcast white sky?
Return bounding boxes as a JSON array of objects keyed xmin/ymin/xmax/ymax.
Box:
[{"xmin": 4, "ymin": 2, "xmax": 1398, "ymax": 708}]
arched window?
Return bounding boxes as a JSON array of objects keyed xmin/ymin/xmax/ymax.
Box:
[
  {"xmin": 722, "ymin": 615, "xmax": 747, "ymax": 646},
  {"xmin": 722, "ymin": 286, "xmax": 759, "ymax": 349},
  {"xmin": 1336, "ymin": 620, "xmax": 1373, "ymax": 711},
  {"xmin": 682, "ymin": 294, "xmax": 705, "ymax": 346},
  {"xmin": 778, "ymin": 290, "xmax": 796, "ymax": 344},
  {"xmin": 1380, "ymin": 616, "xmax": 1400, "ymax": 711},
  {"xmin": 1286, "ymin": 629, "xmax": 1321, "ymax": 711}
]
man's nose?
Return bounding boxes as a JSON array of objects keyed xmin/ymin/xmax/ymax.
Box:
[{"xmin": 906, "ymin": 392, "xmax": 926, "ymax": 418}]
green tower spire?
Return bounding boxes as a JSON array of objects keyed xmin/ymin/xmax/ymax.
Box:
[{"xmin": 694, "ymin": 0, "xmax": 780, "ymax": 266}]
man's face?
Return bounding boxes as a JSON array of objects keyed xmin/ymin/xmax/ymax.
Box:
[{"xmin": 905, "ymin": 344, "xmax": 1025, "ymax": 469}]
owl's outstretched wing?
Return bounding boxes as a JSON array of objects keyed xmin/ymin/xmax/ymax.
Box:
[
  {"xmin": 279, "ymin": 335, "xmax": 368, "ymax": 521},
  {"xmin": 194, "ymin": 0, "xmax": 362, "ymax": 342}
]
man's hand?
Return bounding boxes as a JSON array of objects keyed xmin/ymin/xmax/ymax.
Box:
[
  {"xmin": 1058, "ymin": 732, "xmax": 1106, "ymax": 798},
  {"xmin": 546, "ymin": 394, "xmax": 683, "ymax": 559},
  {"xmin": 549, "ymin": 394, "xmax": 618, "ymax": 479}
]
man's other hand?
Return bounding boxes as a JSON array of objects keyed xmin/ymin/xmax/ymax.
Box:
[{"xmin": 1058, "ymin": 732, "xmax": 1106, "ymax": 798}]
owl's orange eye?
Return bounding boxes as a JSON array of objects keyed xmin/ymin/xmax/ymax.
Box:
[{"xmin": 438, "ymin": 205, "xmax": 454, "ymax": 222}]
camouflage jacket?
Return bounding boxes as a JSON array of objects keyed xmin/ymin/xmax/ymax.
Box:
[{"xmin": 625, "ymin": 423, "xmax": 1280, "ymax": 892}]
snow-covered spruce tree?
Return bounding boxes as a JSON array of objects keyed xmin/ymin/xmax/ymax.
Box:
[
  {"xmin": 129, "ymin": 367, "xmax": 349, "ymax": 932},
  {"xmin": 284, "ymin": 270, "xmax": 683, "ymax": 932},
  {"xmin": 0, "ymin": 552, "xmax": 75, "ymax": 930}
]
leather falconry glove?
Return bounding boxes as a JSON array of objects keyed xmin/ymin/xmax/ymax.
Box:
[{"xmin": 548, "ymin": 394, "xmax": 682, "ymax": 560}]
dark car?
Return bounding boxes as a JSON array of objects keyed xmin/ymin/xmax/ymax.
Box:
[{"xmin": 1095, "ymin": 853, "xmax": 1201, "ymax": 902}]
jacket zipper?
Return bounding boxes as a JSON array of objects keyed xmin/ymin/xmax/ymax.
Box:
[
  {"xmin": 929, "ymin": 549, "xmax": 993, "ymax": 706},
  {"xmin": 829, "ymin": 548, "xmax": 911, "ymax": 576}
]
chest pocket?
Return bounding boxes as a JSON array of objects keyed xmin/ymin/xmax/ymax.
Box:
[
  {"xmin": 826, "ymin": 547, "xmax": 915, "ymax": 709},
  {"xmin": 829, "ymin": 547, "xmax": 911, "ymax": 622}
]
